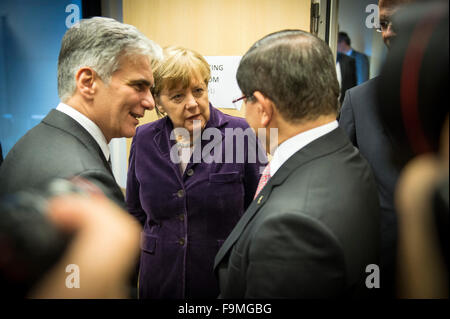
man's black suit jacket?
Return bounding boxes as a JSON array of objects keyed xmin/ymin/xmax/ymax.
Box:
[
  {"xmin": 337, "ymin": 53, "xmax": 357, "ymax": 104},
  {"xmin": 214, "ymin": 127, "xmax": 380, "ymax": 298},
  {"xmin": 0, "ymin": 109, "xmax": 124, "ymax": 205},
  {"xmin": 339, "ymin": 77, "xmax": 401, "ymax": 296}
]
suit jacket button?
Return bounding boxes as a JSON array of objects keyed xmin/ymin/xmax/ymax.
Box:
[
  {"xmin": 186, "ymin": 168, "xmax": 194, "ymax": 176},
  {"xmin": 178, "ymin": 238, "xmax": 185, "ymax": 246},
  {"xmin": 177, "ymin": 189, "xmax": 185, "ymax": 198}
]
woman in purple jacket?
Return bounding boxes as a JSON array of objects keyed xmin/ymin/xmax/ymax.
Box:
[{"xmin": 126, "ymin": 46, "xmax": 266, "ymax": 299}]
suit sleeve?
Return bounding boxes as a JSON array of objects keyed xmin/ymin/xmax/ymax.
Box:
[
  {"xmin": 79, "ymin": 170, "xmax": 125, "ymax": 208},
  {"xmin": 338, "ymin": 90, "xmax": 358, "ymax": 147},
  {"xmin": 245, "ymin": 212, "xmax": 346, "ymax": 298},
  {"xmin": 126, "ymin": 135, "xmax": 147, "ymax": 227}
]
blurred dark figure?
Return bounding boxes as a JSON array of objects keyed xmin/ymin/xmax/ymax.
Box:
[
  {"xmin": 339, "ymin": 0, "xmax": 419, "ymax": 298},
  {"xmin": 0, "ymin": 142, "xmax": 3, "ymax": 166},
  {"xmin": 338, "ymin": 32, "xmax": 370, "ymax": 85},
  {"xmin": 336, "ymin": 52, "xmax": 357, "ymax": 104},
  {"xmin": 377, "ymin": 0, "xmax": 449, "ymax": 298},
  {"xmin": 0, "ymin": 179, "xmax": 141, "ymax": 298}
]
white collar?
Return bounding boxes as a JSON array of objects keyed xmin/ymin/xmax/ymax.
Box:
[
  {"xmin": 56, "ymin": 102, "xmax": 110, "ymax": 161},
  {"xmin": 336, "ymin": 62, "xmax": 342, "ymax": 88},
  {"xmin": 270, "ymin": 120, "xmax": 338, "ymax": 177}
]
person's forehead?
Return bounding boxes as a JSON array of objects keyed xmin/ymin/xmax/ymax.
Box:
[
  {"xmin": 119, "ymin": 54, "xmax": 151, "ymax": 70},
  {"xmin": 379, "ymin": 5, "xmax": 398, "ymax": 19},
  {"xmin": 165, "ymin": 73, "xmax": 206, "ymax": 92},
  {"xmin": 379, "ymin": 0, "xmax": 413, "ymax": 17},
  {"xmin": 117, "ymin": 55, "xmax": 153, "ymax": 81}
]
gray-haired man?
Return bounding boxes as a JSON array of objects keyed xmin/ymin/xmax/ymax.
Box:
[{"xmin": 0, "ymin": 17, "xmax": 162, "ymax": 204}]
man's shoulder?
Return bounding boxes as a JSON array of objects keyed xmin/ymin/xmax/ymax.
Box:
[
  {"xmin": 267, "ymin": 135, "xmax": 378, "ymax": 223},
  {"xmin": 273, "ymin": 129, "xmax": 361, "ymax": 181},
  {"xmin": 25, "ymin": 117, "xmax": 93, "ymax": 152},
  {"xmin": 340, "ymin": 77, "xmax": 379, "ymax": 122},
  {"xmin": 280, "ymin": 130, "xmax": 374, "ymax": 188},
  {"xmin": 339, "ymin": 53, "xmax": 356, "ymax": 64},
  {"xmin": 344, "ymin": 76, "xmax": 379, "ymax": 106},
  {"xmin": 2, "ymin": 118, "xmax": 106, "ymax": 174},
  {"xmin": 353, "ymin": 50, "xmax": 369, "ymax": 59}
]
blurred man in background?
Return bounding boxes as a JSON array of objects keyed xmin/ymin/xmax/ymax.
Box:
[
  {"xmin": 337, "ymin": 31, "xmax": 370, "ymax": 85},
  {"xmin": 336, "ymin": 51, "xmax": 357, "ymax": 104}
]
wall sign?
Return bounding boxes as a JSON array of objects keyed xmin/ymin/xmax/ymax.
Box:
[{"xmin": 203, "ymin": 56, "xmax": 242, "ymax": 109}]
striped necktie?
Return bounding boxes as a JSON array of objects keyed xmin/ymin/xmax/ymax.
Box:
[{"xmin": 254, "ymin": 163, "xmax": 271, "ymax": 199}]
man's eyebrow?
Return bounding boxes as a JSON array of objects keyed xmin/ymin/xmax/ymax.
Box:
[{"xmin": 127, "ymin": 79, "xmax": 152, "ymax": 86}]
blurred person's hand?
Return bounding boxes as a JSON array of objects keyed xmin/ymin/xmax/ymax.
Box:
[
  {"xmin": 29, "ymin": 195, "xmax": 141, "ymax": 298},
  {"xmin": 395, "ymin": 116, "xmax": 449, "ymax": 299}
]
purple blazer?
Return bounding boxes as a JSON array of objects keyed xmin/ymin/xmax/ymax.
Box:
[{"xmin": 126, "ymin": 104, "xmax": 266, "ymax": 299}]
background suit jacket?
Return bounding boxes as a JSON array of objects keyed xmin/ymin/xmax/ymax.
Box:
[
  {"xmin": 337, "ymin": 53, "xmax": 357, "ymax": 104},
  {"xmin": 349, "ymin": 50, "xmax": 370, "ymax": 85},
  {"xmin": 0, "ymin": 109, "xmax": 124, "ymax": 205},
  {"xmin": 338, "ymin": 77, "xmax": 400, "ymax": 297},
  {"xmin": 214, "ymin": 127, "xmax": 380, "ymax": 298}
]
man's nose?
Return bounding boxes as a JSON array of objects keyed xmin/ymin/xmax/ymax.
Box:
[{"xmin": 142, "ymin": 90, "xmax": 155, "ymax": 110}]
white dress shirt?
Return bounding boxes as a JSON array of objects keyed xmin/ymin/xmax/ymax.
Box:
[
  {"xmin": 56, "ymin": 102, "xmax": 110, "ymax": 162},
  {"xmin": 336, "ymin": 62, "xmax": 342, "ymax": 89},
  {"xmin": 270, "ymin": 120, "xmax": 339, "ymax": 177}
]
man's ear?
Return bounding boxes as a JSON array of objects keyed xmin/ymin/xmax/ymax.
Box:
[
  {"xmin": 253, "ymin": 91, "xmax": 274, "ymax": 127},
  {"xmin": 75, "ymin": 67, "xmax": 97, "ymax": 100}
]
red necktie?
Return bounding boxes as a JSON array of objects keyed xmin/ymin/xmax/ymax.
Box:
[{"xmin": 254, "ymin": 163, "xmax": 271, "ymax": 199}]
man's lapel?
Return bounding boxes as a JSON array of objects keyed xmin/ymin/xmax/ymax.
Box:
[{"xmin": 43, "ymin": 109, "xmax": 114, "ymax": 176}]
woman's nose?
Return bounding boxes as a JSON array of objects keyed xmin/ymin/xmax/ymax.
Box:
[{"xmin": 185, "ymin": 92, "xmax": 198, "ymax": 109}]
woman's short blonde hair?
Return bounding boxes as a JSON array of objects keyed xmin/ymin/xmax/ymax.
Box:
[{"xmin": 151, "ymin": 46, "xmax": 211, "ymax": 98}]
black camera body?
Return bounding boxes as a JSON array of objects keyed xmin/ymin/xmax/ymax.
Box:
[{"xmin": 0, "ymin": 179, "xmax": 87, "ymax": 297}]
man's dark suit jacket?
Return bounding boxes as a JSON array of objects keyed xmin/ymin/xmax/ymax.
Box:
[
  {"xmin": 0, "ymin": 142, "xmax": 3, "ymax": 166},
  {"xmin": 339, "ymin": 77, "xmax": 400, "ymax": 297},
  {"xmin": 0, "ymin": 109, "xmax": 124, "ymax": 205},
  {"xmin": 214, "ymin": 127, "xmax": 380, "ymax": 298},
  {"xmin": 337, "ymin": 53, "xmax": 357, "ymax": 104}
]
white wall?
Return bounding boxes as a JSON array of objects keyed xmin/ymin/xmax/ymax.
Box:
[{"xmin": 110, "ymin": 138, "xmax": 127, "ymax": 189}]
